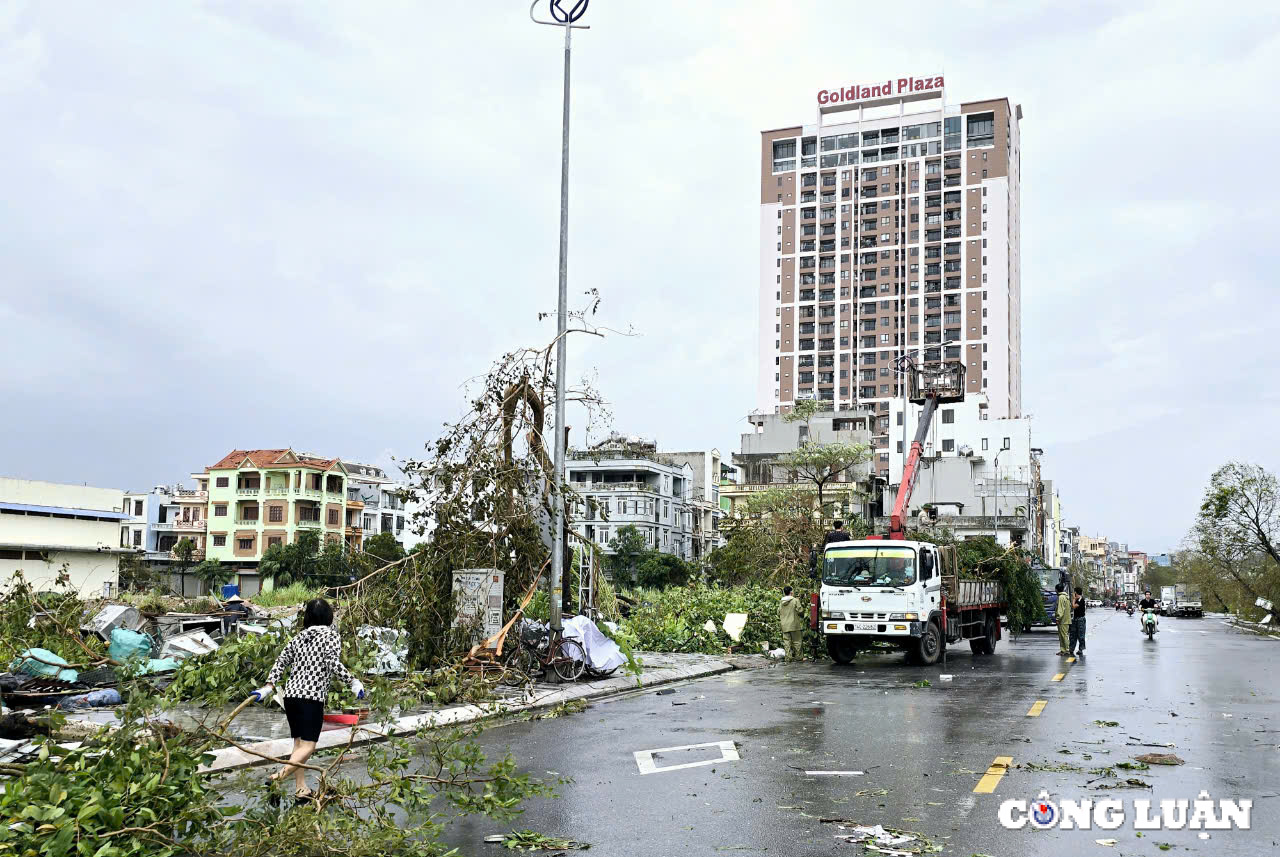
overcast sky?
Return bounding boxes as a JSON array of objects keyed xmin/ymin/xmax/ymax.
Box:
[{"xmin": 2, "ymin": 1, "xmax": 1277, "ymax": 552}]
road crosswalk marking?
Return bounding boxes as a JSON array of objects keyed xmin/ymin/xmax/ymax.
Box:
[
  {"xmin": 1026, "ymin": 700, "xmax": 1047, "ymax": 716},
  {"xmin": 1051, "ymin": 673, "xmax": 1065, "ymax": 681}
]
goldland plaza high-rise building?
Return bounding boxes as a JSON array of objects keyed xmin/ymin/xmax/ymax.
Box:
[{"xmin": 759, "ymin": 75, "xmax": 1023, "ymax": 476}]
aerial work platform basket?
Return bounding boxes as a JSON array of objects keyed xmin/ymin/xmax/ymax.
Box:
[{"xmin": 908, "ymin": 362, "xmax": 966, "ymax": 404}]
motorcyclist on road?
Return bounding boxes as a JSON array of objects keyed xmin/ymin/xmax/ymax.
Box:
[{"xmin": 1138, "ymin": 590, "xmax": 1159, "ymax": 629}]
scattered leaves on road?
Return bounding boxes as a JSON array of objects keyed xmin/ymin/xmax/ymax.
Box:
[
  {"xmin": 912, "ymin": 680, "xmax": 932, "ymax": 688},
  {"xmin": 1116, "ymin": 761, "xmax": 1150, "ymax": 771},
  {"xmin": 1092, "ymin": 778, "xmax": 1152, "ymax": 790},
  {"xmin": 854, "ymin": 789, "xmax": 890, "ymax": 797},
  {"xmin": 1093, "ymin": 720, "xmax": 1120, "ymax": 727},
  {"xmin": 496, "ymin": 830, "xmax": 591, "ymax": 851},
  {"xmin": 1133, "ymin": 753, "xmax": 1184, "ymax": 766}
]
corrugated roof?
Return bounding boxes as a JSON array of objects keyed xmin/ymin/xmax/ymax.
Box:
[{"xmin": 0, "ymin": 501, "xmax": 130, "ymax": 520}]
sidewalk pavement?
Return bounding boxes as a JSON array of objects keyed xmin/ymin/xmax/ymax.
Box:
[{"xmin": 199, "ymin": 652, "xmax": 735, "ymax": 773}]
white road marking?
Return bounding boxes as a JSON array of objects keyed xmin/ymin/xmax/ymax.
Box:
[
  {"xmin": 803, "ymin": 770, "xmax": 864, "ymax": 776},
  {"xmin": 633, "ymin": 740, "xmax": 739, "ymax": 775}
]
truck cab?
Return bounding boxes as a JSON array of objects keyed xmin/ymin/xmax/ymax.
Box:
[{"xmin": 819, "ymin": 539, "xmax": 945, "ymax": 665}]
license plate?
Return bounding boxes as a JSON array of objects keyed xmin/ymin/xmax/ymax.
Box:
[{"xmin": 853, "ymin": 622, "xmax": 877, "ymax": 632}]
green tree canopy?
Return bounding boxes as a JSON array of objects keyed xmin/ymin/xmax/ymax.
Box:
[
  {"xmin": 192, "ymin": 557, "xmax": 233, "ymax": 595},
  {"xmin": 608, "ymin": 525, "xmax": 648, "ymax": 586},
  {"xmin": 635, "ymin": 551, "xmax": 694, "ymax": 590},
  {"xmin": 363, "ymin": 531, "xmax": 407, "ymax": 564},
  {"xmin": 778, "ymin": 441, "xmax": 872, "ymax": 526}
]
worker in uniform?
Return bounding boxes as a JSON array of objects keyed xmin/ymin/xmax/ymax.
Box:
[
  {"xmin": 1054, "ymin": 583, "xmax": 1071, "ymax": 656},
  {"xmin": 779, "ymin": 586, "xmax": 808, "ymax": 662}
]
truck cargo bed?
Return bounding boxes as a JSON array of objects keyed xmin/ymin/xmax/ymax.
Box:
[{"xmin": 943, "ymin": 575, "xmax": 1005, "ymax": 609}]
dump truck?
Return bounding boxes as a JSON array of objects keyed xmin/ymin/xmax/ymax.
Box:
[
  {"xmin": 1173, "ymin": 583, "xmax": 1203, "ymax": 617},
  {"xmin": 819, "ymin": 540, "xmax": 1007, "ymax": 665}
]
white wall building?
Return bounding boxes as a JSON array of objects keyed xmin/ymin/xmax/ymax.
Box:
[
  {"xmin": 0, "ymin": 477, "xmax": 131, "ymax": 596},
  {"xmin": 883, "ymin": 395, "xmax": 1034, "ymax": 545},
  {"xmin": 567, "ymin": 438, "xmax": 697, "ymax": 562},
  {"xmin": 121, "ymin": 485, "xmax": 207, "ymax": 564},
  {"xmin": 659, "ymin": 450, "xmax": 728, "ymax": 562},
  {"xmin": 343, "ymin": 461, "xmax": 424, "ymax": 551}
]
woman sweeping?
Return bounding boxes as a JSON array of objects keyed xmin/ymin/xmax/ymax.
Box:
[{"xmin": 250, "ymin": 597, "xmax": 364, "ymax": 801}]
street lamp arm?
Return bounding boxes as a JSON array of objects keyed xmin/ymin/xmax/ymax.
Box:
[{"xmin": 530, "ymin": 0, "xmax": 591, "ymax": 27}]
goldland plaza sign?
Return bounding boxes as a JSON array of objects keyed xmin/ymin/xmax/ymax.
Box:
[{"xmin": 818, "ymin": 76, "xmax": 944, "ymax": 106}]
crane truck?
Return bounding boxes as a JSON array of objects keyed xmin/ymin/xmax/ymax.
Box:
[{"xmin": 818, "ymin": 362, "xmax": 1016, "ymax": 666}]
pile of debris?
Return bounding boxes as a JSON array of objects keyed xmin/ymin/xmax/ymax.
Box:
[{"xmin": 2, "ymin": 596, "xmax": 290, "ymax": 715}]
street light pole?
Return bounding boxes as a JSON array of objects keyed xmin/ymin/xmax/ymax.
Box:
[{"xmin": 532, "ymin": 0, "xmax": 589, "ymax": 633}]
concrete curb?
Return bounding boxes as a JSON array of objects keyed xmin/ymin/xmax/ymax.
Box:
[
  {"xmin": 1226, "ymin": 619, "xmax": 1280, "ymax": 638},
  {"xmin": 199, "ymin": 658, "xmax": 735, "ymax": 773}
]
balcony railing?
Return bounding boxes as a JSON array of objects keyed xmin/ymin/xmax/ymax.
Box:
[
  {"xmin": 233, "ymin": 518, "xmax": 261, "ymax": 526},
  {"xmin": 169, "ymin": 549, "xmax": 205, "ymax": 561},
  {"xmin": 175, "ymin": 519, "xmax": 206, "ymax": 531},
  {"xmin": 296, "ymin": 519, "xmax": 323, "ymax": 528},
  {"xmin": 582, "ymin": 481, "xmax": 659, "ymax": 494},
  {"xmin": 267, "ymin": 487, "xmax": 289, "ymax": 495},
  {"xmin": 304, "ymin": 489, "xmax": 323, "ymax": 497},
  {"xmin": 236, "ymin": 487, "xmax": 261, "ymax": 495},
  {"xmin": 175, "ymin": 489, "xmax": 207, "ymax": 501}
]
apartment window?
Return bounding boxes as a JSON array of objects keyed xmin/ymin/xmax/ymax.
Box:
[
  {"xmin": 237, "ymin": 537, "xmax": 254, "ymax": 551},
  {"xmin": 132, "ymin": 529, "xmax": 142, "ymax": 546},
  {"xmin": 896, "ymin": 441, "xmax": 903, "ymax": 453},
  {"xmin": 213, "ymin": 534, "xmax": 227, "ymax": 547},
  {"xmin": 941, "ymin": 439, "xmax": 955, "ymax": 452},
  {"xmin": 1002, "ymin": 437, "xmax": 1011, "ymax": 450},
  {"xmin": 268, "ymin": 506, "xmax": 283, "ymax": 523},
  {"xmin": 981, "ymin": 438, "xmax": 989, "ymax": 451},
  {"xmin": 327, "ymin": 509, "xmax": 339, "ymax": 525},
  {"xmin": 216, "ymin": 477, "xmax": 229, "ymax": 488},
  {"xmin": 941, "ymin": 409, "xmax": 954, "ymax": 424},
  {"xmin": 267, "ymin": 536, "xmax": 282, "ymax": 549},
  {"xmin": 132, "ymin": 499, "xmax": 143, "ymax": 516},
  {"xmin": 213, "ymin": 504, "xmax": 227, "ymax": 517}
]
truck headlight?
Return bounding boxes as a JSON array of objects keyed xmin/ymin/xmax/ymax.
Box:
[
  {"xmin": 824, "ymin": 611, "xmax": 846, "ymax": 620},
  {"xmin": 889, "ymin": 613, "xmax": 918, "ymax": 621}
]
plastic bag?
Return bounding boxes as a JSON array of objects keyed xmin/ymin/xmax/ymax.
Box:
[
  {"xmin": 108, "ymin": 628, "xmax": 153, "ymax": 662},
  {"xmin": 12, "ymin": 648, "xmax": 78, "ymax": 683}
]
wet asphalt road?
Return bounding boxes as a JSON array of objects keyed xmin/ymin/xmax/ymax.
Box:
[{"xmin": 440, "ymin": 611, "xmax": 1279, "ymax": 856}]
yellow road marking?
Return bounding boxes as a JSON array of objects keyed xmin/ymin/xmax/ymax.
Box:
[
  {"xmin": 973, "ymin": 755, "xmax": 1013, "ymax": 794},
  {"xmin": 1066, "ymin": 657, "xmax": 1076, "ymax": 663},
  {"xmin": 1026, "ymin": 700, "xmax": 1047, "ymax": 717},
  {"xmin": 1052, "ymin": 673, "xmax": 1065, "ymax": 682}
]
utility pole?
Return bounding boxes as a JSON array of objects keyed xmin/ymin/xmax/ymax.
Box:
[{"xmin": 531, "ymin": 0, "xmax": 589, "ymax": 633}]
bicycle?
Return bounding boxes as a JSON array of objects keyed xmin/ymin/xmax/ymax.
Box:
[{"xmin": 501, "ymin": 621, "xmax": 587, "ymax": 684}]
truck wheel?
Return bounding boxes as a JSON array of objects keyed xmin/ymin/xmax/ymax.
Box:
[
  {"xmin": 970, "ymin": 614, "xmax": 997, "ymax": 655},
  {"xmin": 826, "ymin": 636, "xmax": 857, "ymax": 665},
  {"xmin": 914, "ymin": 621, "xmax": 942, "ymax": 666}
]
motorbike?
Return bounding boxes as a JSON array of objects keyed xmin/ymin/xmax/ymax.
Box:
[
  {"xmin": 1142, "ymin": 608, "xmax": 1158, "ymax": 640},
  {"xmin": 1126, "ymin": 605, "xmax": 1134, "ymax": 616}
]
